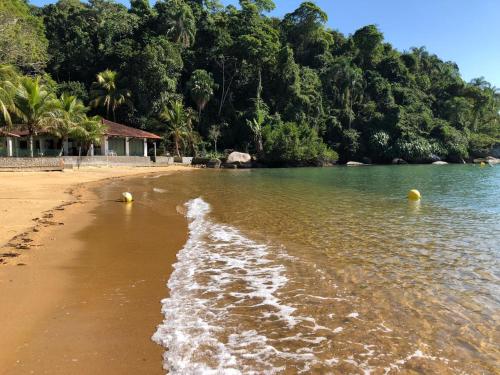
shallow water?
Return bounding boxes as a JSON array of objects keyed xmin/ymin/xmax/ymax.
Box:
[{"xmin": 147, "ymin": 165, "xmax": 499, "ymax": 374}]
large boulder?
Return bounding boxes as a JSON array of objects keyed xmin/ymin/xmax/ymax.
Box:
[
  {"xmin": 432, "ymin": 161, "xmax": 448, "ymax": 165},
  {"xmin": 227, "ymin": 152, "xmax": 251, "ymax": 164}
]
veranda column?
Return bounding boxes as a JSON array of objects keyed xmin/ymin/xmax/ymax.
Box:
[
  {"xmin": 63, "ymin": 138, "xmax": 69, "ymax": 156},
  {"xmin": 143, "ymin": 138, "xmax": 148, "ymax": 157},
  {"xmin": 38, "ymin": 137, "xmax": 44, "ymax": 156},
  {"xmin": 101, "ymin": 136, "xmax": 108, "ymax": 156},
  {"xmin": 153, "ymin": 142, "xmax": 157, "ymax": 158},
  {"xmin": 125, "ymin": 137, "xmax": 130, "ymax": 156},
  {"xmin": 7, "ymin": 137, "xmax": 13, "ymax": 157}
]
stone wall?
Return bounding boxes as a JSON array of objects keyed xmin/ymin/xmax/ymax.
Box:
[
  {"xmin": 63, "ymin": 156, "xmax": 152, "ymax": 167},
  {"xmin": 0, "ymin": 157, "xmax": 64, "ymax": 170},
  {"xmin": 154, "ymin": 156, "xmax": 175, "ymax": 165}
]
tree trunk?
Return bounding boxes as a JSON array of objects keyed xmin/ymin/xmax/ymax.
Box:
[
  {"xmin": 214, "ymin": 140, "xmax": 217, "ymax": 154},
  {"xmin": 218, "ymin": 58, "xmax": 225, "ymax": 117},
  {"xmin": 175, "ymin": 138, "xmax": 180, "ymax": 157},
  {"xmin": 256, "ymin": 135, "xmax": 263, "ymax": 154},
  {"xmin": 257, "ymin": 66, "xmax": 262, "ymax": 111},
  {"xmin": 29, "ymin": 134, "xmax": 34, "ymax": 158}
]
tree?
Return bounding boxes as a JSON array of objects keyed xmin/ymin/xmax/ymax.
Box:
[
  {"xmin": 90, "ymin": 70, "xmax": 132, "ymax": 121},
  {"xmin": 47, "ymin": 93, "xmax": 88, "ymax": 156},
  {"xmin": 208, "ymin": 124, "xmax": 221, "ymax": 153},
  {"xmin": 0, "ymin": 0, "xmax": 48, "ymax": 72},
  {"xmin": 160, "ymin": 100, "xmax": 189, "ymax": 157},
  {"xmin": 234, "ymin": 1, "xmax": 280, "ymax": 109},
  {"xmin": 246, "ymin": 106, "xmax": 266, "ymax": 154},
  {"xmin": 187, "ymin": 69, "xmax": 216, "ymax": 120},
  {"xmin": 0, "ymin": 64, "xmax": 19, "ymax": 126},
  {"xmin": 12, "ymin": 76, "xmax": 58, "ymax": 157},
  {"xmin": 281, "ymin": 2, "xmax": 331, "ymax": 66},
  {"xmin": 71, "ymin": 115, "xmax": 106, "ymax": 157},
  {"xmin": 352, "ymin": 25, "xmax": 384, "ymax": 68},
  {"xmin": 155, "ymin": 0, "xmax": 196, "ymax": 48}
]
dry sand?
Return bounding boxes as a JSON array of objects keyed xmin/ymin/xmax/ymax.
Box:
[{"xmin": 0, "ymin": 166, "xmax": 192, "ymax": 374}]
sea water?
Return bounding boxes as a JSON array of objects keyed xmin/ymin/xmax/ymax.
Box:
[{"xmin": 149, "ymin": 166, "xmax": 499, "ymax": 374}]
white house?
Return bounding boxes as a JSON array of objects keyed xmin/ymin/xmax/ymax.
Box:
[{"xmin": 0, "ymin": 119, "xmax": 162, "ymax": 157}]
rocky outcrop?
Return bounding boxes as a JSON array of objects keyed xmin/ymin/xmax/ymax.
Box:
[
  {"xmin": 392, "ymin": 158, "xmax": 408, "ymax": 165},
  {"xmin": 432, "ymin": 161, "xmax": 448, "ymax": 165},
  {"xmin": 227, "ymin": 152, "xmax": 251, "ymax": 164}
]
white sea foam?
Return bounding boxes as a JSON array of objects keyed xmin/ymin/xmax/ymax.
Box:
[{"xmin": 152, "ymin": 198, "xmax": 302, "ymax": 373}]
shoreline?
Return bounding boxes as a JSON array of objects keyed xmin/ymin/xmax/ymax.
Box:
[{"xmin": 0, "ymin": 166, "xmax": 192, "ymax": 374}]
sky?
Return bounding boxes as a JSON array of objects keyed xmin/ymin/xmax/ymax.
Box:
[{"xmin": 30, "ymin": 0, "xmax": 500, "ymax": 87}]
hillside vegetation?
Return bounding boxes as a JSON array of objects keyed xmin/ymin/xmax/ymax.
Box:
[{"xmin": 1, "ymin": 0, "xmax": 499, "ymax": 164}]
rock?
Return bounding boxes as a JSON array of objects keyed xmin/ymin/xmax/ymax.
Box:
[
  {"xmin": 227, "ymin": 152, "xmax": 251, "ymax": 164},
  {"xmin": 474, "ymin": 157, "xmax": 500, "ymax": 164},
  {"xmin": 392, "ymin": 158, "xmax": 408, "ymax": 165},
  {"xmin": 191, "ymin": 157, "xmax": 210, "ymax": 166},
  {"xmin": 221, "ymin": 163, "xmax": 238, "ymax": 169},
  {"xmin": 206, "ymin": 159, "xmax": 221, "ymax": 168},
  {"xmin": 432, "ymin": 161, "xmax": 448, "ymax": 165},
  {"xmin": 346, "ymin": 161, "xmax": 366, "ymax": 166},
  {"xmin": 486, "ymin": 156, "xmax": 500, "ymax": 164},
  {"xmin": 429, "ymin": 154, "xmax": 441, "ymax": 162},
  {"xmin": 361, "ymin": 157, "xmax": 372, "ymax": 164}
]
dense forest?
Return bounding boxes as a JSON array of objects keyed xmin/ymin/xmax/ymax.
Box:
[{"xmin": 1, "ymin": 0, "xmax": 499, "ymax": 164}]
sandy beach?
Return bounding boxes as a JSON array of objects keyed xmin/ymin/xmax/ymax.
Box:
[{"xmin": 0, "ymin": 166, "xmax": 191, "ymax": 374}]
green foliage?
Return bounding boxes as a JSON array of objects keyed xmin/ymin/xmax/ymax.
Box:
[
  {"xmin": 262, "ymin": 121, "xmax": 338, "ymax": 166},
  {"xmin": 0, "ymin": 0, "xmax": 48, "ymax": 72},
  {"xmin": 1, "ymin": 0, "xmax": 497, "ymax": 164},
  {"xmin": 90, "ymin": 70, "xmax": 132, "ymax": 121},
  {"xmin": 187, "ymin": 69, "xmax": 216, "ymax": 115}
]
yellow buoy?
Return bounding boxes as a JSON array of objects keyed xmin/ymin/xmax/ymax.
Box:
[
  {"xmin": 408, "ymin": 189, "xmax": 421, "ymax": 201},
  {"xmin": 480, "ymin": 162, "xmax": 486, "ymax": 168},
  {"xmin": 122, "ymin": 192, "xmax": 133, "ymax": 203}
]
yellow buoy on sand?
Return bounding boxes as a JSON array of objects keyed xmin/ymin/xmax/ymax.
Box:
[
  {"xmin": 408, "ymin": 189, "xmax": 421, "ymax": 201},
  {"xmin": 122, "ymin": 192, "xmax": 133, "ymax": 203}
]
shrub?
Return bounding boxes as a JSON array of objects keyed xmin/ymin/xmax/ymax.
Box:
[
  {"xmin": 262, "ymin": 121, "xmax": 338, "ymax": 166},
  {"xmin": 391, "ymin": 135, "xmax": 433, "ymax": 162}
]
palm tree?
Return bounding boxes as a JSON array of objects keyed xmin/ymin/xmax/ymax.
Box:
[
  {"xmin": 90, "ymin": 70, "xmax": 131, "ymax": 121},
  {"xmin": 47, "ymin": 93, "xmax": 88, "ymax": 156},
  {"xmin": 246, "ymin": 108, "xmax": 265, "ymax": 154},
  {"xmin": 0, "ymin": 65, "xmax": 19, "ymax": 126},
  {"xmin": 71, "ymin": 116, "xmax": 106, "ymax": 158},
  {"xmin": 160, "ymin": 100, "xmax": 188, "ymax": 157},
  {"xmin": 12, "ymin": 76, "xmax": 58, "ymax": 157},
  {"xmin": 183, "ymin": 107, "xmax": 201, "ymax": 156},
  {"xmin": 187, "ymin": 70, "xmax": 215, "ymax": 120},
  {"xmin": 166, "ymin": 1, "xmax": 196, "ymax": 48}
]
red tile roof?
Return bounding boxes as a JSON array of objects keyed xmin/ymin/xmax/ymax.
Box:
[
  {"xmin": 0, "ymin": 129, "xmax": 20, "ymax": 137},
  {"xmin": 102, "ymin": 119, "xmax": 162, "ymax": 140},
  {"xmin": 1, "ymin": 120, "xmax": 162, "ymax": 140}
]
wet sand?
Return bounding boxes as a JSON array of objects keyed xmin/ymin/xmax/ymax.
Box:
[{"xmin": 0, "ymin": 167, "xmax": 191, "ymax": 374}]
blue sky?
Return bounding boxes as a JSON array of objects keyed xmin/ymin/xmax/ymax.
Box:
[{"xmin": 30, "ymin": 0, "xmax": 500, "ymax": 87}]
